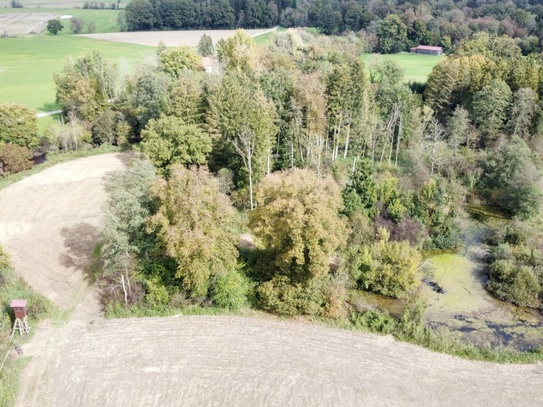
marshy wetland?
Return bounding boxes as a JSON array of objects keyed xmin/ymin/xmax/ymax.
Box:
[{"xmin": 361, "ymin": 206, "xmax": 543, "ymax": 351}]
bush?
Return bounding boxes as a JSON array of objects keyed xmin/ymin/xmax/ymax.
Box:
[
  {"xmin": 0, "ymin": 143, "xmax": 33, "ymax": 175},
  {"xmin": 144, "ymin": 275, "xmax": 170, "ymax": 307},
  {"xmin": 212, "ymin": 269, "xmax": 252, "ymax": 310},
  {"xmin": 487, "ymin": 260, "xmax": 541, "ymax": 307},
  {"xmin": 70, "ymin": 17, "xmax": 85, "ymax": 34},
  {"xmin": 398, "ymin": 296, "xmax": 430, "ymax": 342},
  {"xmin": 350, "ymin": 309, "xmax": 396, "ymax": 334},
  {"xmin": 257, "ymin": 275, "xmax": 325, "ymax": 317},
  {"xmin": 353, "ymin": 228, "xmax": 422, "ymax": 298}
]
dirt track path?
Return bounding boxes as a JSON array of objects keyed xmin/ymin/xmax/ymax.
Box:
[
  {"xmin": 0, "ymin": 154, "xmax": 127, "ymax": 407},
  {"xmin": 0, "ymin": 154, "xmax": 542, "ymax": 406}
]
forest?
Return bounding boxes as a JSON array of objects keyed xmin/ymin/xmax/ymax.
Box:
[
  {"xmin": 1, "ymin": 27, "xmax": 543, "ymax": 351},
  {"xmin": 119, "ymin": 0, "xmax": 543, "ymax": 54}
]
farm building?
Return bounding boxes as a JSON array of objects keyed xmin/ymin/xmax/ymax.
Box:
[{"xmin": 410, "ymin": 45, "xmax": 443, "ymax": 56}]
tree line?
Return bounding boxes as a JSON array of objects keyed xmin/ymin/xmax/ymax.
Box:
[
  {"xmin": 119, "ymin": 0, "xmax": 543, "ymax": 55},
  {"xmin": 2, "ymin": 28, "xmax": 543, "ymax": 329}
]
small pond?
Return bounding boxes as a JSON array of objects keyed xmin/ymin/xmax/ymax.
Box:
[{"xmin": 421, "ymin": 251, "xmax": 543, "ymax": 350}]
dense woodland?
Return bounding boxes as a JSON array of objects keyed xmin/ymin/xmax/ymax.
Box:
[
  {"xmin": 1, "ymin": 28, "xmax": 543, "ymax": 343},
  {"xmin": 120, "ymin": 0, "xmax": 543, "ymax": 54}
]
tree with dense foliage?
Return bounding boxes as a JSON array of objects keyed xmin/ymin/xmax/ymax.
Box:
[
  {"xmin": 216, "ymin": 30, "xmax": 257, "ymax": 73},
  {"xmin": 124, "ymin": 0, "xmax": 155, "ymax": 31},
  {"xmin": 486, "ymin": 244, "xmax": 542, "ymax": 308},
  {"xmin": 46, "ymin": 19, "xmax": 63, "ymax": 34},
  {"xmin": 128, "ymin": 62, "xmax": 171, "ymax": 131},
  {"xmin": 350, "ymin": 228, "xmax": 422, "ymax": 298},
  {"xmin": 91, "ymin": 109, "xmax": 132, "ymax": 146},
  {"xmin": 197, "ymin": 34, "xmax": 214, "ymax": 57},
  {"xmin": 472, "ymin": 79, "xmax": 512, "ymax": 145},
  {"xmin": 166, "ymin": 71, "xmax": 205, "ymax": 124},
  {"xmin": 250, "ymin": 169, "xmax": 348, "ymax": 316},
  {"xmin": 207, "ymin": 71, "xmax": 277, "ymax": 204},
  {"xmin": 508, "ymin": 88, "xmax": 537, "ymax": 139},
  {"xmin": 0, "ymin": 104, "xmax": 38, "ymax": 148},
  {"xmin": 158, "ymin": 46, "xmax": 202, "ymax": 78},
  {"xmin": 101, "ymin": 159, "xmax": 157, "ymax": 276},
  {"xmin": 377, "ymin": 14, "xmax": 407, "ymax": 54},
  {"xmin": 342, "ymin": 159, "xmax": 376, "ymax": 216},
  {"xmin": 488, "ymin": 259, "xmax": 541, "ymax": 308},
  {"xmin": 141, "ymin": 114, "xmax": 212, "ymax": 173},
  {"xmin": 483, "ymin": 136, "xmax": 543, "ymax": 219},
  {"xmin": 54, "ymin": 51, "xmax": 120, "ymax": 121},
  {"xmin": 147, "ymin": 165, "xmax": 239, "ymax": 298}
]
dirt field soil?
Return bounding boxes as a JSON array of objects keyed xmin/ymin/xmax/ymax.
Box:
[
  {"xmin": 78, "ymin": 28, "xmax": 274, "ymax": 47},
  {"xmin": 0, "ymin": 154, "xmax": 541, "ymax": 406}
]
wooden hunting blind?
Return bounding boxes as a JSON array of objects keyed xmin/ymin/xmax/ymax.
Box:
[
  {"xmin": 11, "ymin": 299, "xmax": 26, "ymax": 318},
  {"xmin": 10, "ymin": 299, "xmax": 30, "ymax": 337}
]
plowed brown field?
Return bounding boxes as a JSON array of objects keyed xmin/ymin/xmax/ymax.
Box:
[{"xmin": 78, "ymin": 28, "xmax": 274, "ymax": 47}]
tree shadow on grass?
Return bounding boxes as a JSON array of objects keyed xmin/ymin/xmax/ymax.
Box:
[
  {"xmin": 38, "ymin": 101, "xmax": 60, "ymax": 113},
  {"xmin": 59, "ymin": 222, "xmax": 101, "ymax": 284}
]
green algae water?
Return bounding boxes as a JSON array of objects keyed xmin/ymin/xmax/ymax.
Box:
[{"xmin": 421, "ymin": 251, "xmax": 543, "ymax": 350}]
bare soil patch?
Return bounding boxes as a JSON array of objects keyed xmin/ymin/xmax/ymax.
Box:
[
  {"xmin": 0, "ymin": 13, "xmax": 57, "ymax": 35},
  {"xmin": 0, "ymin": 153, "xmax": 541, "ymax": 407},
  {"xmin": 0, "ymin": 154, "xmax": 126, "ymax": 310},
  {"xmin": 46, "ymin": 316, "xmax": 543, "ymax": 407},
  {"xmin": 78, "ymin": 28, "xmax": 273, "ymax": 47}
]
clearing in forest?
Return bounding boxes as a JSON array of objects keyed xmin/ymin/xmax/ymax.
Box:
[{"xmin": 361, "ymin": 52, "xmax": 444, "ymax": 83}]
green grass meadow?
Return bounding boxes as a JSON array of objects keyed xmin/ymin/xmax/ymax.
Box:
[
  {"xmin": 0, "ymin": 35, "xmax": 153, "ymax": 111},
  {"xmin": 361, "ymin": 52, "xmax": 443, "ymax": 83},
  {"xmin": 252, "ymin": 26, "xmax": 285, "ymax": 46}
]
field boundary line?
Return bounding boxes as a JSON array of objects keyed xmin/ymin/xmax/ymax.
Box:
[
  {"xmin": 251, "ymin": 26, "xmax": 279, "ymax": 38},
  {"xmin": 36, "ymin": 110, "xmax": 62, "ymax": 118}
]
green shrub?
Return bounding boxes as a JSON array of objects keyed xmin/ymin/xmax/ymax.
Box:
[
  {"xmin": 257, "ymin": 276, "xmax": 325, "ymax": 317},
  {"xmin": 0, "ymin": 143, "xmax": 33, "ymax": 175},
  {"xmin": 350, "ymin": 309, "xmax": 396, "ymax": 334},
  {"xmin": 144, "ymin": 276, "xmax": 170, "ymax": 307},
  {"xmin": 398, "ymin": 296, "xmax": 430, "ymax": 342},
  {"xmin": 212, "ymin": 269, "xmax": 252, "ymax": 310},
  {"xmin": 487, "ymin": 260, "xmax": 541, "ymax": 307},
  {"xmin": 354, "ymin": 228, "xmax": 422, "ymax": 298}
]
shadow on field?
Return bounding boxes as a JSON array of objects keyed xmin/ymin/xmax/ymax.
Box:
[
  {"xmin": 114, "ymin": 151, "xmax": 136, "ymax": 167},
  {"xmin": 39, "ymin": 102, "xmax": 60, "ymax": 113},
  {"xmin": 59, "ymin": 223, "xmax": 100, "ymax": 283}
]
